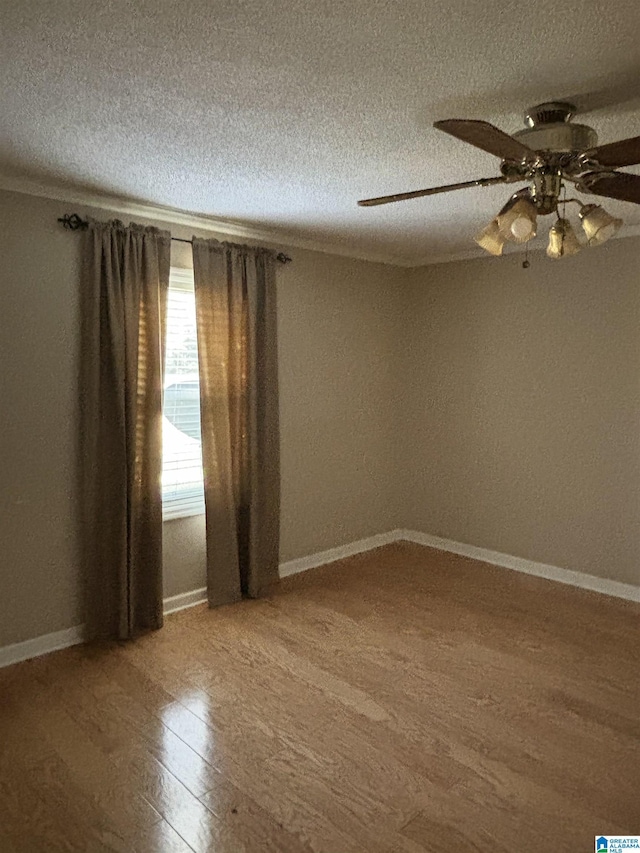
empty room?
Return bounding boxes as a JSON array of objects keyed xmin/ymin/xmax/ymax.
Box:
[{"xmin": 0, "ymin": 1, "xmax": 639, "ymax": 851}]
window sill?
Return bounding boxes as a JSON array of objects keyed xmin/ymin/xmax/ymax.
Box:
[{"xmin": 162, "ymin": 503, "xmax": 205, "ymax": 522}]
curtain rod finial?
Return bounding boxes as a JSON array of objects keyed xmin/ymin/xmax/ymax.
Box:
[
  {"xmin": 276, "ymin": 252, "xmax": 292, "ymax": 264},
  {"xmin": 58, "ymin": 213, "xmax": 88, "ymax": 231}
]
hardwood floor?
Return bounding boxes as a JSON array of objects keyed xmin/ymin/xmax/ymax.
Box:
[{"xmin": 0, "ymin": 542, "xmax": 638, "ymax": 852}]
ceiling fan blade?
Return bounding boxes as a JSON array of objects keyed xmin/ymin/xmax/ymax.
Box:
[
  {"xmin": 434, "ymin": 119, "xmax": 535, "ymax": 163},
  {"xmin": 585, "ymin": 135, "xmax": 640, "ymax": 168},
  {"xmin": 358, "ymin": 175, "xmax": 509, "ymax": 207},
  {"xmin": 580, "ymin": 171, "xmax": 640, "ymax": 204}
]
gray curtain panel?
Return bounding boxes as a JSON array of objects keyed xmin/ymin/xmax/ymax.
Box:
[
  {"xmin": 80, "ymin": 220, "xmax": 170, "ymax": 640},
  {"xmin": 192, "ymin": 238, "xmax": 280, "ymax": 606}
]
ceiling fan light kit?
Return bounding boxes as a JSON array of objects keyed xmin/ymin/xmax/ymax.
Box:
[
  {"xmin": 495, "ymin": 192, "xmax": 538, "ymax": 243},
  {"xmin": 473, "ymin": 220, "xmax": 506, "ymax": 256},
  {"xmin": 358, "ymin": 101, "xmax": 640, "ymax": 262},
  {"xmin": 547, "ymin": 217, "xmax": 582, "ymax": 259},
  {"xmin": 578, "ymin": 203, "xmax": 623, "ymax": 245}
]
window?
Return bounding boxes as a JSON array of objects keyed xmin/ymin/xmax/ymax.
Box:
[{"xmin": 162, "ymin": 268, "xmax": 205, "ymax": 519}]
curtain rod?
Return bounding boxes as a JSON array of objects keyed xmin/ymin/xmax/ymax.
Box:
[{"xmin": 57, "ymin": 213, "xmax": 293, "ymax": 264}]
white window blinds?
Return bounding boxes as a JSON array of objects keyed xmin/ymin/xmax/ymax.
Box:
[{"xmin": 162, "ymin": 268, "xmax": 205, "ymax": 520}]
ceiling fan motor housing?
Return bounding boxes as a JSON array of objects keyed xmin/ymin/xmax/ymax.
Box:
[
  {"xmin": 513, "ymin": 102, "xmax": 598, "ymax": 153},
  {"xmin": 359, "ymin": 100, "xmax": 640, "ymax": 219}
]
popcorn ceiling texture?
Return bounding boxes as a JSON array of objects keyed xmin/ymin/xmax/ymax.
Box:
[{"xmin": 1, "ymin": 0, "xmax": 640, "ymax": 264}]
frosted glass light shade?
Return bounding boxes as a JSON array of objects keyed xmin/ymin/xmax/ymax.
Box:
[
  {"xmin": 474, "ymin": 220, "xmax": 505, "ymax": 256},
  {"xmin": 497, "ymin": 198, "xmax": 537, "ymax": 244},
  {"xmin": 546, "ymin": 218, "xmax": 581, "ymax": 259},
  {"xmin": 579, "ymin": 204, "xmax": 622, "ymax": 246}
]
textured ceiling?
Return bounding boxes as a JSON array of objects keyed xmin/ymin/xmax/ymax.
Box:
[{"xmin": 2, "ymin": 0, "xmax": 640, "ymax": 264}]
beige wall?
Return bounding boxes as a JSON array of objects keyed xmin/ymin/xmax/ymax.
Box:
[
  {"xmin": 163, "ymin": 515, "xmax": 207, "ymax": 600},
  {"xmin": 402, "ymin": 240, "xmax": 640, "ymax": 586},
  {"xmin": 277, "ymin": 249, "xmax": 403, "ymax": 561},
  {"xmin": 0, "ymin": 192, "xmax": 82, "ymax": 647},
  {"xmin": 1, "ymin": 186, "xmax": 638, "ymax": 648},
  {"xmin": 0, "ymin": 189, "xmax": 403, "ymax": 643}
]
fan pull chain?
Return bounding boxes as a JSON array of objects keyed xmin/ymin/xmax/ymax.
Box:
[{"xmin": 560, "ymin": 185, "xmax": 567, "ymax": 256}]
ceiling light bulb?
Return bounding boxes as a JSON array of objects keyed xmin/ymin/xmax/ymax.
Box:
[
  {"xmin": 510, "ymin": 216, "xmax": 536, "ymax": 241},
  {"xmin": 547, "ymin": 218, "xmax": 581, "ymax": 259},
  {"xmin": 474, "ymin": 219, "xmax": 505, "ymax": 256},
  {"xmin": 497, "ymin": 198, "xmax": 537, "ymax": 244},
  {"xmin": 579, "ymin": 204, "xmax": 622, "ymax": 246}
]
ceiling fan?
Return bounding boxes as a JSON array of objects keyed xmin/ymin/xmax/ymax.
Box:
[{"xmin": 358, "ymin": 102, "xmax": 640, "ymax": 259}]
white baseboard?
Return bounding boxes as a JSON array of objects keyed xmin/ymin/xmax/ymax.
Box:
[
  {"xmin": 161, "ymin": 532, "xmax": 401, "ymax": 610},
  {"xmin": 0, "ymin": 588, "xmax": 210, "ymax": 669},
  {"xmin": 279, "ymin": 530, "xmax": 401, "ymax": 578},
  {"xmin": 3, "ymin": 528, "xmax": 637, "ymax": 670},
  {"xmin": 397, "ymin": 529, "xmax": 640, "ymax": 604},
  {"xmin": 163, "ymin": 587, "xmax": 208, "ymax": 615},
  {"xmin": 0, "ymin": 625, "xmax": 85, "ymax": 670}
]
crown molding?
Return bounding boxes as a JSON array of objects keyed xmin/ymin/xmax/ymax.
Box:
[
  {"xmin": 3, "ymin": 174, "xmax": 639, "ymax": 269},
  {"xmin": 0, "ymin": 174, "xmax": 413, "ymax": 268},
  {"xmin": 411, "ymin": 246, "xmax": 486, "ymax": 267}
]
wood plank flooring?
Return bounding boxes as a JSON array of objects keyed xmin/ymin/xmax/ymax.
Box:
[{"xmin": 0, "ymin": 542, "xmax": 638, "ymax": 852}]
